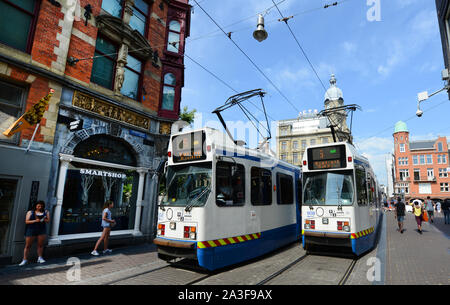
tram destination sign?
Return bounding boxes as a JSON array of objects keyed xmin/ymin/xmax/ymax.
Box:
[
  {"xmin": 308, "ymin": 144, "xmax": 347, "ymax": 170},
  {"xmin": 172, "ymin": 131, "xmax": 207, "ymax": 163}
]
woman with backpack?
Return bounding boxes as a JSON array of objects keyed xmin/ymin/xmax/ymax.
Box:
[
  {"xmin": 395, "ymin": 197, "xmax": 406, "ymax": 233},
  {"xmin": 411, "ymin": 199, "xmax": 424, "ymax": 234}
]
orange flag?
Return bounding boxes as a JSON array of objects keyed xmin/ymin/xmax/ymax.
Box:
[{"xmin": 2, "ymin": 89, "xmax": 55, "ymax": 138}]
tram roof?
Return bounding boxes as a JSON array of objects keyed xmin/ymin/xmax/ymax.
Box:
[
  {"xmin": 171, "ymin": 127, "xmax": 300, "ymax": 171},
  {"xmin": 303, "ymin": 141, "xmax": 370, "ymax": 164}
]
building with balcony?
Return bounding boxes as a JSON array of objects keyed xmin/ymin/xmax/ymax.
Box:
[
  {"xmin": 0, "ymin": 0, "xmax": 191, "ymax": 264},
  {"xmin": 393, "ymin": 121, "xmax": 450, "ymax": 202}
]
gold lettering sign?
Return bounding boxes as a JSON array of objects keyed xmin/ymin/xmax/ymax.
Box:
[{"xmin": 72, "ymin": 91, "xmax": 150, "ymax": 130}]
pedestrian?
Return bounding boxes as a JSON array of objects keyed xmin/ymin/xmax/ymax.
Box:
[
  {"xmin": 411, "ymin": 199, "xmax": 424, "ymax": 234},
  {"xmin": 442, "ymin": 198, "xmax": 450, "ymax": 225},
  {"xmin": 19, "ymin": 200, "xmax": 50, "ymax": 266},
  {"xmin": 435, "ymin": 200, "xmax": 441, "ymax": 214},
  {"xmin": 91, "ymin": 200, "xmax": 116, "ymax": 256},
  {"xmin": 394, "ymin": 196, "xmax": 406, "ymax": 233},
  {"xmin": 424, "ymin": 196, "xmax": 435, "ymax": 223}
]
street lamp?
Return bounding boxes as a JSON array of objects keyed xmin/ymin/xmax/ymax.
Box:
[
  {"xmin": 416, "ymin": 69, "xmax": 450, "ymax": 117},
  {"xmin": 253, "ymin": 14, "xmax": 268, "ymax": 42}
]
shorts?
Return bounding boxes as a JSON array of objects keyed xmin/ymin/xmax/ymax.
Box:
[
  {"xmin": 397, "ymin": 216, "xmax": 404, "ymax": 222},
  {"xmin": 25, "ymin": 226, "xmax": 46, "ymax": 237},
  {"xmin": 415, "ymin": 216, "xmax": 422, "ymax": 226},
  {"xmin": 427, "ymin": 210, "xmax": 434, "ymax": 217}
]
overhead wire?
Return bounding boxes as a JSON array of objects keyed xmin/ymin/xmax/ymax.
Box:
[
  {"xmin": 192, "ymin": 0, "xmax": 301, "ymax": 114},
  {"xmin": 271, "ymin": 0, "xmax": 327, "ymax": 92}
]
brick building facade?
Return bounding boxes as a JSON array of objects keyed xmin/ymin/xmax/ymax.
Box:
[
  {"xmin": 0, "ymin": 0, "xmax": 191, "ymax": 264},
  {"xmin": 393, "ymin": 121, "xmax": 450, "ymax": 202}
]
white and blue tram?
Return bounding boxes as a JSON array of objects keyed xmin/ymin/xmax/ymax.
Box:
[
  {"xmin": 301, "ymin": 142, "xmax": 381, "ymax": 256},
  {"xmin": 153, "ymin": 127, "xmax": 302, "ymax": 271}
]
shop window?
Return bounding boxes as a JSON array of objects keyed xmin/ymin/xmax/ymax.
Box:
[
  {"xmin": 90, "ymin": 36, "xmax": 118, "ymax": 90},
  {"xmin": 161, "ymin": 73, "xmax": 176, "ymax": 111},
  {"xmin": 0, "ymin": 0, "xmax": 39, "ymax": 53},
  {"xmin": 277, "ymin": 173, "xmax": 293, "ymax": 205},
  {"xmin": 0, "ymin": 178, "xmax": 18, "ymax": 255},
  {"xmin": 216, "ymin": 162, "xmax": 245, "ymax": 207},
  {"xmin": 0, "ymin": 80, "xmax": 26, "ymax": 144},
  {"xmin": 120, "ymin": 54, "xmax": 142, "ymax": 100},
  {"xmin": 167, "ymin": 20, "xmax": 181, "ymax": 53},
  {"xmin": 60, "ymin": 135, "xmax": 140, "ymax": 235},
  {"xmin": 251, "ymin": 167, "xmax": 272, "ymax": 206},
  {"xmin": 60, "ymin": 166, "xmax": 139, "ymax": 235}
]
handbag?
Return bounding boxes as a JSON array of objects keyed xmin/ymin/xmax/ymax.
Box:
[{"xmin": 422, "ymin": 210, "xmax": 429, "ymax": 222}]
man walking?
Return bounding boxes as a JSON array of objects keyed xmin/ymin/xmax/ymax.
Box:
[
  {"xmin": 424, "ymin": 196, "xmax": 435, "ymax": 223},
  {"xmin": 395, "ymin": 197, "xmax": 406, "ymax": 233},
  {"xmin": 442, "ymin": 198, "xmax": 450, "ymax": 225}
]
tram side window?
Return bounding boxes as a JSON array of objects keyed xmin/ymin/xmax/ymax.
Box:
[
  {"xmin": 277, "ymin": 173, "xmax": 294, "ymax": 205},
  {"xmin": 216, "ymin": 162, "xmax": 245, "ymax": 206},
  {"xmin": 355, "ymin": 168, "xmax": 368, "ymax": 205},
  {"xmin": 251, "ymin": 167, "xmax": 272, "ymax": 206},
  {"xmin": 297, "ymin": 179, "xmax": 303, "ymax": 205}
]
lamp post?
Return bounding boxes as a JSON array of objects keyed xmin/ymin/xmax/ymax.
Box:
[{"xmin": 416, "ymin": 69, "xmax": 450, "ymax": 117}]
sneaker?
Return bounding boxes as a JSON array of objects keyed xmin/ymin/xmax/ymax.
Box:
[
  {"xmin": 400, "ymin": 230, "xmax": 404, "ymax": 234},
  {"xmin": 37, "ymin": 257, "xmax": 46, "ymax": 264},
  {"xmin": 91, "ymin": 250, "xmax": 99, "ymax": 256},
  {"xmin": 103, "ymin": 249, "xmax": 112, "ymax": 254},
  {"xmin": 19, "ymin": 260, "xmax": 27, "ymax": 266},
  {"xmin": 419, "ymin": 230, "xmax": 423, "ymax": 235}
]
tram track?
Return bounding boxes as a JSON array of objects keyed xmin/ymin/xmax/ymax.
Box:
[
  {"xmin": 338, "ymin": 259, "xmax": 357, "ymax": 285},
  {"xmin": 255, "ymin": 253, "xmax": 358, "ymax": 285},
  {"xmin": 256, "ymin": 254, "xmax": 310, "ymax": 285},
  {"xmin": 101, "ymin": 248, "xmax": 358, "ymax": 285}
]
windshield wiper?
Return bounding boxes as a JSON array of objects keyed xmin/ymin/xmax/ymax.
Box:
[{"xmin": 185, "ymin": 187, "xmax": 211, "ymax": 212}]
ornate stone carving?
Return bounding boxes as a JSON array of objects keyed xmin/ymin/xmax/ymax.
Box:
[
  {"xmin": 72, "ymin": 91, "xmax": 150, "ymax": 130},
  {"xmin": 159, "ymin": 122, "xmax": 172, "ymax": 135},
  {"xmin": 95, "ymin": 15, "xmax": 153, "ymax": 60}
]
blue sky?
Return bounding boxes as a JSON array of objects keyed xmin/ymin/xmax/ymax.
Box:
[{"xmin": 180, "ymin": 0, "xmax": 450, "ymax": 185}]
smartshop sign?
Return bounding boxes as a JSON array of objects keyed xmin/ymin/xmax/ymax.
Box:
[{"xmin": 80, "ymin": 168, "xmax": 127, "ymax": 179}]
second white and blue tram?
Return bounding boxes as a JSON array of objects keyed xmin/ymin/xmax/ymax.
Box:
[
  {"xmin": 301, "ymin": 142, "xmax": 381, "ymax": 256},
  {"xmin": 153, "ymin": 127, "xmax": 302, "ymax": 271}
]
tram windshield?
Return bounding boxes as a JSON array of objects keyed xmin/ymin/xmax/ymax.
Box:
[
  {"xmin": 162, "ymin": 163, "xmax": 212, "ymax": 207},
  {"xmin": 303, "ymin": 170, "xmax": 354, "ymax": 206}
]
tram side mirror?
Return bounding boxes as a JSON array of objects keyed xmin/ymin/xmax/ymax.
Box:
[
  {"xmin": 231, "ymin": 164, "xmax": 239, "ymax": 177},
  {"xmin": 216, "ymin": 193, "xmax": 226, "ymax": 206}
]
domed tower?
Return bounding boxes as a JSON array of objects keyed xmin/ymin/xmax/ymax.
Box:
[
  {"xmin": 324, "ymin": 74, "xmax": 351, "ymax": 141},
  {"xmin": 393, "ymin": 121, "xmax": 409, "ymax": 154},
  {"xmin": 393, "ymin": 121, "xmax": 410, "ymax": 189}
]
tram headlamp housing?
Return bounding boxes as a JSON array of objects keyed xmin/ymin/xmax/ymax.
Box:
[
  {"xmin": 322, "ymin": 218, "xmax": 329, "ymax": 225},
  {"xmin": 170, "ymin": 222, "xmax": 176, "ymax": 230}
]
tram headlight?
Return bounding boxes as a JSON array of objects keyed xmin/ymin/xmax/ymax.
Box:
[{"xmin": 170, "ymin": 222, "xmax": 176, "ymax": 230}]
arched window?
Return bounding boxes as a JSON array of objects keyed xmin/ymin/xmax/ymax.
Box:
[
  {"xmin": 161, "ymin": 73, "xmax": 176, "ymax": 111},
  {"xmin": 74, "ymin": 135, "xmax": 137, "ymax": 167},
  {"xmin": 167, "ymin": 20, "xmax": 181, "ymax": 53}
]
